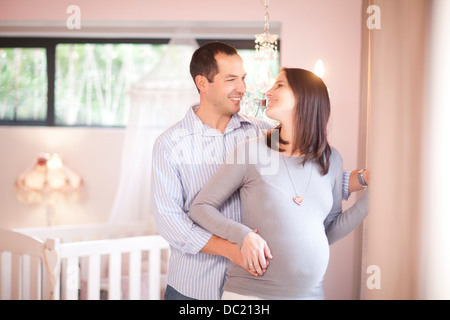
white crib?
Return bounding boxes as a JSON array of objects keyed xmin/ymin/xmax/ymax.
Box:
[{"xmin": 0, "ymin": 222, "xmax": 169, "ymax": 300}]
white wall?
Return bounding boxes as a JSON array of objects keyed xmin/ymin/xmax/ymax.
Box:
[{"xmin": 0, "ymin": 0, "xmax": 363, "ymax": 299}]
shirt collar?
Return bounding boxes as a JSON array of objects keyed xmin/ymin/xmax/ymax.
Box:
[{"xmin": 179, "ymin": 104, "xmax": 252, "ymax": 137}]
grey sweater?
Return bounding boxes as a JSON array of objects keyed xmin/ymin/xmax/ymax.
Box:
[{"xmin": 190, "ymin": 136, "xmax": 369, "ymax": 299}]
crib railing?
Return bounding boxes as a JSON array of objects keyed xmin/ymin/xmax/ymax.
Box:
[
  {"xmin": 0, "ymin": 229, "xmax": 59, "ymax": 300},
  {"xmin": 0, "ymin": 228, "xmax": 169, "ymax": 300},
  {"xmin": 57, "ymin": 235, "xmax": 169, "ymax": 300},
  {"xmin": 14, "ymin": 222, "xmax": 154, "ymax": 243}
]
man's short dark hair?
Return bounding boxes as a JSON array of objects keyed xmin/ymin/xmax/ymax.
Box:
[{"xmin": 189, "ymin": 41, "xmax": 238, "ymax": 91}]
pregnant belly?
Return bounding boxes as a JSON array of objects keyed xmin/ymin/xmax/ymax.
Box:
[{"xmin": 259, "ymin": 226, "xmax": 330, "ymax": 291}]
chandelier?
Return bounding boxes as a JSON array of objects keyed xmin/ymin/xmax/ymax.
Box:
[
  {"xmin": 241, "ymin": 0, "xmax": 279, "ymax": 118},
  {"xmin": 254, "ymin": 0, "xmax": 279, "ymax": 69}
]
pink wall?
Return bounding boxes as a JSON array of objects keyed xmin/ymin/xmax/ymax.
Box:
[
  {"xmin": 0, "ymin": 0, "xmax": 363, "ymax": 299},
  {"xmin": 1, "ymin": 0, "xmax": 363, "ymax": 179}
]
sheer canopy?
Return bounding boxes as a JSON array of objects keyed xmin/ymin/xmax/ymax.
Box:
[{"xmin": 108, "ymin": 37, "xmax": 199, "ymax": 231}]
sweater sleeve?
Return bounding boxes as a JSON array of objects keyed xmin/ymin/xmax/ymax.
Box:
[
  {"xmin": 323, "ymin": 149, "xmax": 370, "ymax": 244},
  {"xmin": 189, "ymin": 145, "xmax": 253, "ymax": 248},
  {"xmin": 326, "ymin": 190, "xmax": 370, "ymax": 245}
]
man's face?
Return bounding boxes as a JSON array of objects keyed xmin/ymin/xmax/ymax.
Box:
[{"xmin": 204, "ymin": 53, "xmax": 247, "ymax": 116}]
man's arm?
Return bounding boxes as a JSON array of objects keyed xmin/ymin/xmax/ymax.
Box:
[
  {"xmin": 152, "ymin": 139, "xmax": 259, "ymax": 276},
  {"xmin": 151, "ymin": 140, "xmax": 212, "ymax": 255},
  {"xmin": 201, "ymin": 235, "xmax": 258, "ymax": 277},
  {"xmin": 190, "ymin": 142, "xmax": 267, "ymax": 277}
]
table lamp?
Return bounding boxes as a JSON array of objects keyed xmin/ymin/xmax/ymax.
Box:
[{"xmin": 15, "ymin": 153, "xmax": 82, "ymax": 226}]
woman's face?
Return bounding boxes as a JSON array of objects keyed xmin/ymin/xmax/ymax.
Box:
[{"xmin": 264, "ymin": 72, "xmax": 296, "ymax": 123}]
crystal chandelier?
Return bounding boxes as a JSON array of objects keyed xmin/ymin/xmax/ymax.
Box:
[
  {"xmin": 241, "ymin": 0, "xmax": 279, "ymax": 118},
  {"xmin": 254, "ymin": 0, "xmax": 279, "ymax": 82}
]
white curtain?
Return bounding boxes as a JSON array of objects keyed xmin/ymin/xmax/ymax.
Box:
[
  {"xmin": 108, "ymin": 37, "xmax": 199, "ymax": 232},
  {"xmin": 418, "ymin": 0, "xmax": 450, "ymax": 299}
]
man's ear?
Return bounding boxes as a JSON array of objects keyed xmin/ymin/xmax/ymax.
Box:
[{"xmin": 195, "ymin": 75, "xmax": 209, "ymax": 93}]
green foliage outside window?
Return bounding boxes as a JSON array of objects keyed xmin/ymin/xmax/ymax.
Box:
[
  {"xmin": 0, "ymin": 48, "xmax": 47, "ymax": 122},
  {"xmin": 0, "ymin": 40, "xmax": 279, "ymax": 127},
  {"xmin": 54, "ymin": 43, "xmax": 166, "ymax": 126}
]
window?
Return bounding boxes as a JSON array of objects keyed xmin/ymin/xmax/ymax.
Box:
[
  {"xmin": 0, "ymin": 47, "xmax": 47, "ymax": 122},
  {"xmin": 54, "ymin": 42, "xmax": 166, "ymax": 126},
  {"xmin": 0, "ymin": 38, "xmax": 279, "ymax": 127}
]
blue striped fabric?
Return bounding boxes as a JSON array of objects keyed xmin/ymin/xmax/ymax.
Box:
[{"xmin": 151, "ymin": 104, "xmax": 351, "ymax": 299}]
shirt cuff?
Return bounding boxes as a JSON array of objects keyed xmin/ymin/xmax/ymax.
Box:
[
  {"xmin": 342, "ymin": 170, "xmax": 351, "ymax": 200},
  {"xmin": 188, "ymin": 225, "xmax": 214, "ymax": 255}
]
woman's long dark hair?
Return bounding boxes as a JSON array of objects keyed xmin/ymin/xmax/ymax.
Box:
[{"xmin": 267, "ymin": 68, "xmax": 332, "ymax": 175}]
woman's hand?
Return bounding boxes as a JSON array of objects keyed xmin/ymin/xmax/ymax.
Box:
[{"xmin": 241, "ymin": 230, "xmax": 273, "ymax": 276}]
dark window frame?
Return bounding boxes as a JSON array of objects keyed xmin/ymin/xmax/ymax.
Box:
[{"xmin": 0, "ymin": 37, "xmax": 259, "ymax": 127}]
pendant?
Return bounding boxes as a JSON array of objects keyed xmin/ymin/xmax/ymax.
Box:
[{"xmin": 293, "ymin": 196, "xmax": 304, "ymax": 206}]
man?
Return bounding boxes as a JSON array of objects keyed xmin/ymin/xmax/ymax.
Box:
[{"xmin": 151, "ymin": 42, "xmax": 369, "ymax": 300}]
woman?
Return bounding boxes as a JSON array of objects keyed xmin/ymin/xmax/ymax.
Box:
[{"xmin": 189, "ymin": 68, "xmax": 368, "ymax": 299}]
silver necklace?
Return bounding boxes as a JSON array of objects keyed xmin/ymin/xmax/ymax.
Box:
[{"xmin": 282, "ymin": 156, "xmax": 313, "ymax": 206}]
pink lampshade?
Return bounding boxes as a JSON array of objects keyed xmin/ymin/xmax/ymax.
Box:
[{"xmin": 15, "ymin": 153, "xmax": 83, "ymax": 205}]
